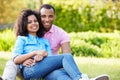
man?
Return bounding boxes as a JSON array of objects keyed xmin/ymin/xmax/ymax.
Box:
[
  {"xmin": 1, "ymin": 4, "xmax": 109, "ymax": 80},
  {"xmin": 38, "ymin": 4, "xmax": 109, "ymax": 80}
]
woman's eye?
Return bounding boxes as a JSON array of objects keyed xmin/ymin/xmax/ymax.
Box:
[
  {"xmin": 27, "ymin": 21, "xmax": 31, "ymax": 24},
  {"xmin": 34, "ymin": 20, "xmax": 38, "ymax": 22}
]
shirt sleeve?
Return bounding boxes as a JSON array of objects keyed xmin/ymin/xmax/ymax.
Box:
[
  {"xmin": 59, "ymin": 29, "xmax": 70, "ymax": 44},
  {"xmin": 12, "ymin": 36, "xmax": 25, "ymax": 58}
]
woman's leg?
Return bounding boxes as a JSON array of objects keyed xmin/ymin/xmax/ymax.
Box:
[
  {"xmin": 23, "ymin": 56, "xmax": 63, "ymax": 79},
  {"xmin": 60, "ymin": 54, "xmax": 82, "ymax": 80},
  {"xmin": 23, "ymin": 54, "xmax": 82, "ymax": 80},
  {"xmin": 45, "ymin": 69, "xmax": 72, "ymax": 80}
]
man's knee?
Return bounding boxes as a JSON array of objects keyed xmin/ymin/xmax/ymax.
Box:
[
  {"xmin": 2, "ymin": 60, "xmax": 20, "ymax": 80},
  {"xmin": 6, "ymin": 60, "xmax": 20, "ymax": 71},
  {"xmin": 6, "ymin": 60, "xmax": 16, "ymax": 66}
]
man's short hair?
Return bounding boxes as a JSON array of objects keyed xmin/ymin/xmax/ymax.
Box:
[{"xmin": 39, "ymin": 4, "xmax": 55, "ymax": 14}]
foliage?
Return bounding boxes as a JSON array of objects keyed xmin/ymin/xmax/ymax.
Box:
[
  {"xmin": 43, "ymin": 0, "xmax": 120, "ymax": 32},
  {"xmin": 0, "ymin": 29, "xmax": 15, "ymax": 51},
  {"xmin": 0, "ymin": 0, "xmax": 120, "ymax": 32},
  {"xmin": 69, "ymin": 31, "xmax": 120, "ymax": 58},
  {"xmin": 1, "ymin": 29, "xmax": 120, "ymax": 58},
  {"xmin": 0, "ymin": 0, "xmax": 40, "ymax": 24},
  {"xmin": 0, "ymin": 0, "xmax": 26, "ymax": 24}
]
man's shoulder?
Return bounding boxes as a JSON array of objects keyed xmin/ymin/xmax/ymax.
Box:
[{"xmin": 52, "ymin": 24, "xmax": 67, "ymax": 33}]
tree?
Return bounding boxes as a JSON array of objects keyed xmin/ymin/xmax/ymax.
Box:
[{"xmin": 0, "ymin": 0, "xmax": 29, "ymax": 24}]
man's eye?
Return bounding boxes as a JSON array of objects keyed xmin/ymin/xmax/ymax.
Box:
[{"xmin": 49, "ymin": 15, "xmax": 54, "ymax": 18}]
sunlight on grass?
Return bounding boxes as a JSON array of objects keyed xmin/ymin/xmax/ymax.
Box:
[
  {"xmin": 74, "ymin": 57, "xmax": 120, "ymax": 80},
  {"xmin": 0, "ymin": 52, "xmax": 11, "ymax": 76}
]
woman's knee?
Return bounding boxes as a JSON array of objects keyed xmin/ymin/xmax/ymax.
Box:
[{"xmin": 63, "ymin": 54, "xmax": 73, "ymax": 58}]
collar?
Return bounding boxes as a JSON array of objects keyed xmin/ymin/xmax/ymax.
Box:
[{"xmin": 46, "ymin": 25, "xmax": 54, "ymax": 33}]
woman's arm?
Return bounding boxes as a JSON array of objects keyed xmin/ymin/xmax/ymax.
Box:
[
  {"xmin": 14, "ymin": 51, "xmax": 36, "ymax": 64},
  {"xmin": 13, "ymin": 36, "xmax": 36, "ymax": 64}
]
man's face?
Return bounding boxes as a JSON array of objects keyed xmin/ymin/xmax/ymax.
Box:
[{"xmin": 40, "ymin": 8, "xmax": 55, "ymax": 31}]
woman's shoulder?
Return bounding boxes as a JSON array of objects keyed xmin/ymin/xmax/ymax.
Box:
[
  {"xmin": 17, "ymin": 35, "xmax": 27, "ymax": 39},
  {"xmin": 16, "ymin": 36, "xmax": 28, "ymax": 42}
]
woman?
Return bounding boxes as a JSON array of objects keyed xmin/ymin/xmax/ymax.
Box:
[{"xmin": 13, "ymin": 9, "xmax": 86, "ymax": 80}]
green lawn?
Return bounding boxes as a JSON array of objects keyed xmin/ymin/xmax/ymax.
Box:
[{"xmin": 0, "ymin": 52, "xmax": 120, "ymax": 80}]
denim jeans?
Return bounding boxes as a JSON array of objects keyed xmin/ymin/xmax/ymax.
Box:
[
  {"xmin": 45, "ymin": 69, "xmax": 72, "ymax": 80},
  {"xmin": 23, "ymin": 54, "xmax": 82, "ymax": 80}
]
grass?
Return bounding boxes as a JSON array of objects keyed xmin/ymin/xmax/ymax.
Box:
[
  {"xmin": 74, "ymin": 57, "xmax": 120, "ymax": 80},
  {"xmin": 0, "ymin": 52, "xmax": 120, "ymax": 80}
]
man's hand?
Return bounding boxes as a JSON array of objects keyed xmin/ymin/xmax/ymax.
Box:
[
  {"xmin": 22, "ymin": 59, "xmax": 35, "ymax": 67},
  {"xmin": 34, "ymin": 54, "xmax": 43, "ymax": 62}
]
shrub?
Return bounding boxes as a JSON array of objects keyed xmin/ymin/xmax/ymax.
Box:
[
  {"xmin": 71, "ymin": 40, "xmax": 102, "ymax": 57},
  {"xmin": 70, "ymin": 31, "xmax": 120, "ymax": 58},
  {"xmin": 0, "ymin": 29, "xmax": 15, "ymax": 51},
  {"xmin": 1, "ymin": 29, "xmax": 120, "ymax": 58}
]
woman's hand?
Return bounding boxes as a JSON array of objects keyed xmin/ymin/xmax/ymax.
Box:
[
  {"xmin": 35, "ymin": 50, "xmax": 48, "ymax": 57},
  {"xmin": 33, "ymin": 50, "xmax": 48, "ymax": 62},
  {"xmin": 22, "ymin": 59, "xmax": 36, "ymax": 67}
]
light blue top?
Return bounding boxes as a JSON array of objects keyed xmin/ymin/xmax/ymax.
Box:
[{"xmin": 13, "ymin": 34, "xmax": 52, "ymax": 57}]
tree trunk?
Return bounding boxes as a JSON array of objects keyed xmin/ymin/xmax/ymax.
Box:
[{"xmin": 39, "ymin": 0, "xmax": 43, "ymax": 6}]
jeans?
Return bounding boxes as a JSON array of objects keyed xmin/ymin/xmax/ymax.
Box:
[
  {"xmin": 45, "ymin": 69, "xmax": 72, "ymax": 80},
  {"xmin": 23, "ymin": 54, "xmax": 82, "ymax": 80}
]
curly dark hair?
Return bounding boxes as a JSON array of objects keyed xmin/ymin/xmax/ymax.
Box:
[{"xmin": 14, "ymin": 9, "xmax": 44, "ymax": 37}]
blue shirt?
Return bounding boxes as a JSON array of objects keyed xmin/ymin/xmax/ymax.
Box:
[{"xmin": 13, "ymin": 34, "xmax": 52, "ymax": 57}]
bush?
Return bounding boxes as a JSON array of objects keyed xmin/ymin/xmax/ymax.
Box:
[
  {"xmin": 1, "ymin": 29, "xmax": 120, "ymax": 58},
  {"xmin": 43, "ymin": 0, "xmax": 120, "ymax": 32},
  {"xmin": 0, "ymin": 29, "xmax": 15, "ymax": 51},
  {"xmin": 71, "ymin": 40, "xmax": 102, "ymax": 57},
  {"xmin": 70, "ymin": 31, "xmax": 120, "ymax": 58}
]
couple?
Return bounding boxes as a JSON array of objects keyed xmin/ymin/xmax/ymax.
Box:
[{"xmin": 1, "ymin": 4, "xmax": 109, "ymax": 80}]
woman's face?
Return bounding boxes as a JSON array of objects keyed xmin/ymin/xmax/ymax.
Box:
[{"xmin": 27, "ymin": 15, "xmax": 39, "ymax": 36}]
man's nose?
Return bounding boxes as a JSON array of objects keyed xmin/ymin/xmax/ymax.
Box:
[{"xmin": 45, "ymin": 17, "xmax": 49, "ymax": 21}]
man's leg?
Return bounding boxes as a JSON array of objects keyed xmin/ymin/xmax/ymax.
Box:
[
  {"xmin": 2, "ymin": 60, "xmax": 20, "ymax": 80},
  {"xmin": 45, "ymin": 69, "xmax": 72, "ymax": 80}
]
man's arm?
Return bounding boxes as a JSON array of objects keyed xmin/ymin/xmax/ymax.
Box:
[{"xmin": 61, "ymin": 42, "xmax": 71, "ymax": 53}]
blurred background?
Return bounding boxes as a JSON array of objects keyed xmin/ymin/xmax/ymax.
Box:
[
  {"xmin": 0, "ymin": 0, "xmax": 120, "ymax": 57},
  {"xmin": 0, "ymin": 0, "xmax": 120, "ymax": 32}
]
